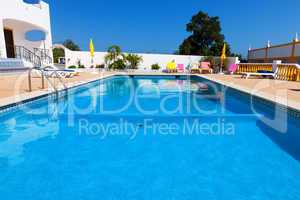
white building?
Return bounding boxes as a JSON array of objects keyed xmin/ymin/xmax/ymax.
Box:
[
  {"xmin": 0, "ymin": 0, "xmax": 53, "ymax": 68},
  {"xmin": 248, "ymin": 36, "xmax": 300, "ymax": 64}
]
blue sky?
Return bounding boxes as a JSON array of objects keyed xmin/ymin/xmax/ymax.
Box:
[{"xmin": 45, "ymin": 0, "xmax": 300, "ymax": 57}]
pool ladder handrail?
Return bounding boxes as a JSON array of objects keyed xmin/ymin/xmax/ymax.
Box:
[{"xmin": 33, "ymin": 66, "xmax": 68, "ymax": 94}]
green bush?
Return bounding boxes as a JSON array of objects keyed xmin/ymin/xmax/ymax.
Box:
[
  {"xmin": 151, "ymin": 64, "xmax": 161, "ymax": 70},
  {"xmin": 109, "ymin": 59, "xmax": 126, "ymax": 70},
  {"xmin": 78, "ymin": 65, "xmax": 85, "ymax": 68},
  {"xmin": 125, "ymin": 54, "xmax": 143, "ymax": 69},
  {"xmin": 96, "ymin": 64, "xmax": 105, "ymax": 69},
  {"xmin": 68, "ymin": 65, "xmax": 77, "ymax": 69}
]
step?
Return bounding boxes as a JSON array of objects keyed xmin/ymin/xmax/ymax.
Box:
[{"xmin": 0, "ymin": 58, "xmax": 34, "ymax": 71}]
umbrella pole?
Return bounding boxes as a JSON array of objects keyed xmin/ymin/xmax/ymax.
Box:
[{"xmin": 220, "ymin": 59, "xmax": 223, "ymax": 73}]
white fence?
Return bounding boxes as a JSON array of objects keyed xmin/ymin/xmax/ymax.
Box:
[{"xmin": 60, "ymin": 46, "xmax": 239, "ymax": 71}]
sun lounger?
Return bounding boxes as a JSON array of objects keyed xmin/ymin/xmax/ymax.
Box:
[
  {"xmin": 177, "ymin": 64, "xmax": 185, "ymax": 73},
  {"xmin": 227, "ymin": 64, "xmax": 238, "ymax": 74},
  {"xmin": 190, "ymin": 63, "xmax": 200, "ymax": 74},
  {"xmin": 165, "ymin": 61, "xmax": 177, "ymax": 73},
  {"xmin": 43, "ymin": 68, "xmax": 79, "ymax": 78},
  {"xmin": 199, "ymin": 62, "xmax": 213, "ymax": 74},
  {"xmin": 241, "ymin": 71, "xmax": 275, "ymax": 79}
]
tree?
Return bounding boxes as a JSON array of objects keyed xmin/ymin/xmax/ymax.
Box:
[
  {"xmin": 52, "ymin": 48, "xmax": 65, "ymax": 63},
  {"xmin": 104, "ymin": 45, "xmax": 123, "ymax": 68},
  {"xmin": 104, "ymin": 45, "xmax": 124, "ymax": 68},
  {"xmin": 63, "ymin": 39, "xmax": 81, "ymax": 51},
  {"xmin": 125, "ymin": 54, "xmax": 143, "ymax": 69},
  {"xmin": 179, "ymin": 11, "xmax": 231, "ymax": 56}
]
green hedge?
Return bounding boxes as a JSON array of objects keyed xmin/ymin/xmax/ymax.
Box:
[{"xmin": 151, "ymin": 64, "xmax": 160, "ymax": 70}]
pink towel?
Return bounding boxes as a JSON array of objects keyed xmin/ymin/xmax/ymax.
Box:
[{"xmin": 228, "ymin": 64, "xmax": 238, "ymax": 73}]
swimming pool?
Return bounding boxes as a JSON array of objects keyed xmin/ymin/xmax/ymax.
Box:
[{"xmin": 0, "ymin": 75, "xmax": 300, "ymax": 199}]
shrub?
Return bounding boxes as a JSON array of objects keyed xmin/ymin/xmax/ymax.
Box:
[
  {"xmin": 78, "ymin": 65, "xmax": 85, "ymax": 68},
  {"xmin": 125, "ymin": 54, "xmax": 143, "ymax": 69},
  {"xmin": 105, "ymin": 45, "xmax": 122, "ymax": 66},
  {"xmin": 109, "ymin": 59, "xmax": 126, "ymax": 70},
  {"xmin": 68, "ymin": 65, "xmax": 77, "ymax": 69},
  {"xmin": 151, "ymin": 64, "xmax": 160, "ymax": 70},
  {"xmin": 96, "ymin": 64, "xmax": 105, "ymax": 69}
]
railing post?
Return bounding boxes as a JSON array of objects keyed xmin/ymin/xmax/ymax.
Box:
[
  {"xmin": 41, "ymin": 70, "xmax": 45, "ymax": 89},
  {"xmin": 28, "ymin": 69, "xmax": 32, "ymax": 92}
]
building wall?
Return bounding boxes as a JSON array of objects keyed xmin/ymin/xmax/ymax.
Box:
[
  {"xmin": 0, "ymin": 0, "xmax": 52, "ymax": 59},
  {"xmin": 248, "ymin": 40, "xmax": 300, "ymax": 63},
  {"xmin": 0, "ymin": 20, "xmax": 5, "ymax": 58},
  {"xmin": 294, "ymin": 43, "xmax": 300, "ymax": 56},
  {"xmin": 63, "ymin": 48, "xmax": 239, "ymax": 71},
  {"xmin": 248, "ymin": 49, "xmax": 265, "ymax": 60}
]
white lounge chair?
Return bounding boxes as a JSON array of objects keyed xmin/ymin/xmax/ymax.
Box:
[
  {"xmin": 189, "ymin": 62, "xmax": 200, "ymax": 73},
  {"xmin": 43, "ymin": 67, "xmax": 79, "ymax": 78},
  {"xmin": 241, "ymin": 70, "xmax": 276, "ymax": 79}
]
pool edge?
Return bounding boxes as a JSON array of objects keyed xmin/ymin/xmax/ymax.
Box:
[
  {"xmin": 0, "ymin": 74, "xmax": 116, "ymax": 113},
  {"xmin": 1, "ymin": 73, "xmax": 300, "ymax": 115}
]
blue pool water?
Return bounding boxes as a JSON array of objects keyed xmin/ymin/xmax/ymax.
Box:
[{"xmin": 0, "ymin": 75, "xmax": 300, "ymax": 199}]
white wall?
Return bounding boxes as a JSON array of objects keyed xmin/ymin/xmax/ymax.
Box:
[
  {"xmin": 249, "ymin": 42, "xmax": 300, "ymax": 60},
  {"xmin": 0, "ymin": 19, "xmax": 6, "ymax": 58},
  {"xmin": 249, "ymin": 49, "xmax": 265, "ymax": 59},
  {"xmin": 294, "ymin": 43, "xmax": 300, "ymax": 56},
  {"xmin": 0, "ymin": 0, "xmax": 52, "ymax": 59},
  {"xmin": 65, "ymin": 49, "xmax": 106, "ymax": 67},
  {"xmin": 268, "ymin": 45, "xmax": 292, "ymax": 58},
  {"xmin": 63, "ymin": 47, "xmax": 239, "ymax": 71}
]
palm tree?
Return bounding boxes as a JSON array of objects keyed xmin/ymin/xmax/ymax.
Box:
[
  {"xmin": 125, "ymin": 54, "xmax": 143, "ymax": 69},
  {"xmin": 104, "ymin": 45, "xmax": 122, "ymax": 66}
]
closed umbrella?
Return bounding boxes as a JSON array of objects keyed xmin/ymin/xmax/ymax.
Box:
[
  {"xmin": 90, "ymin": 39, "xmax": 95, "ymax": 67},
  {"xmin": 220, "ymin": 43, "xmax": 227, "ymax": 73}
]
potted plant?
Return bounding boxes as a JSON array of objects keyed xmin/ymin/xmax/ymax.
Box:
[{"xmin": 151, "ymin": 64, "xmax": 161, "ymax": 71}]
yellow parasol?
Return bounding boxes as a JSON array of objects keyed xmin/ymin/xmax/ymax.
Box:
[
  {"xmin": 90, "ymin": 39, "xmax": 95, "ymax": 65},
  {"xmin": 220, "ymin": 43, "xmax": 227, "ymax": 73},
  {"xmin": 221, "ymin": 43, "xmax": 227, "ymax": 60}
]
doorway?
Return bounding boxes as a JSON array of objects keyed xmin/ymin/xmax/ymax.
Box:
[{"xmin": 4, "ymin": 28, "xmax": 15, "ymax": 58}]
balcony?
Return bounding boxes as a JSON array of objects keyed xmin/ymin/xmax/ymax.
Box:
[{"xmin": 23, "ymin": 0, "xmax": 42, "ymax": 9}]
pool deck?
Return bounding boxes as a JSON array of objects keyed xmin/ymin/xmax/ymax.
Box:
[
  {"xmin": 0, "ymin": 71, "xmax": 116, "ymax": 108},
  {"xmin": 0, "ymin": 71, "xmax": 300, "ymax": 111}
]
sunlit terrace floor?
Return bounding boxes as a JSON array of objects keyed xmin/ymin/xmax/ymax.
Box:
[
  {"xmin": 0, "ymin": 71, "xmax": 300, "ymax": 111},
  {"xmin": 0, "ymin": 71, "xmax": 116, "ymax": 107}
]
